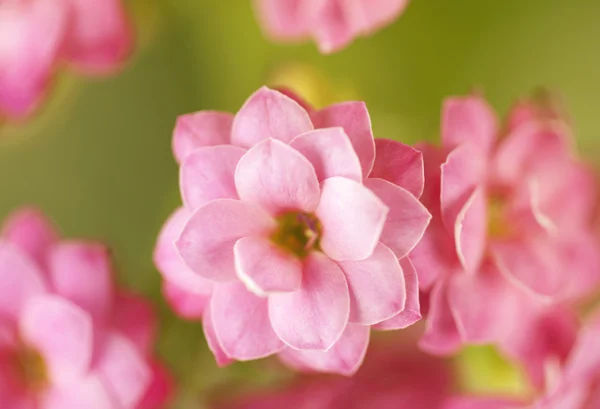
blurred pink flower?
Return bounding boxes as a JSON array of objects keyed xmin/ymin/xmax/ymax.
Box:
[
  {"xmin": 0, "ymin": 0, "xmax": 132, "ymax": 119},
  {"xmin": 0, "ymin": 208, "xmax": 171, "ymax": 409},
  {"xmin": 155, "ymin": 87, "xmax": 430, "ymax": 375},
  {"xmin": 413, "ymin": 95, "xmax": 599, "ymax": 387},
  {"xmin": 253, "ymin": 0, "xmax": 411, "ymax": 53}
]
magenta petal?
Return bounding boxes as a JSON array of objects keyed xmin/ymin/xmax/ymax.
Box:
[
  {"xmin": 0, "ymin": 240, "xmax": 47, "ymax": 320},
  {"xmin": 96, "ymin": 333, "xmax": 152, "ymax": 409},
  {"xmin": 235, "ymin": 139, "xmax": 321, "ymax": 214},
  {"xmin": 136, "ymin": 361, "xmax": 174, "ymax": 409},
  {"xmin": 364, "ymin": 178, "xmax": 431, "ymax": 259},
  {"xmin": 454, "ymin": 188, "xmax": 487, "ymax": 273},
  {"xmin": 290, "ymin": 127, "xmax": 363, "ymax": 182},
  {"xmin": 311, "ymin": 102, "xmax": 375, "ymax": 176},
  {"xmin": 374, "ymin": 257, "xmax": 422, "ymax": 330},
  {"xmin": 279, "ymin": 323, "xmax": 370, "ymax": 376},
  {"xmin": 369, "ymin": 139, "xmax": 425, "ymax": 197},
  {"xmin": 20, "ymin": 295, "xmax": 92, "ymax": 385},
  {"xmin": 42, "ymin": 376, "xmax": 115, "ymax": 409},
  {"xmin": 177, "ymin": 199, "xmax": 276, "ymax": 282},
  {"xmin": 48, "ymin": 242, "xmax": 114, "ymax": 323},
  {"xmin": 1, "ymin": 207, "xmax": 58, "ymax": 268},
  {"xmin": 441, "ymin": 96, "xmax": 498, "ymax": 152},
  {"xmin": 113, "ymin": 292, "xmax": 156, "ymax": 355},
  {"xmin": 317, "ymin": 177, "xmax": 388, "ymax": 261},
  {"xmin": 442, "ymin": 397, "xmax": 523, "ymax": 409},
  {"xmin": 162, "ymin": 280, "xmax": 209, "ymax": 320},
  {"xmin": 212, "ymin": 282, "xmax": 284, "ymax": 360},
  {"xmin": 419, "ymin": 282, "xmax": 462, "ymax": 355},
  {"xmin": 180, "ymin": 145, "xmax": 246, "ymax": 210},
  {"xmin": 202, "ymin": 303, "xmax": 233, "ymax": 367},
  {"xmin": 269, "ymin": 252, "xmax": 349, "ymax": 351},
  {"xmin": 231, "ymin": 87, "xmax": 313, "ymax": 148},
  {"xmin": 172, "ymin": 111, "xmax": 234, "ymax": 164},
  {"xmin": 234, "ymin": 236, "xmax": 302, "ymax": 296},
  {"xmin": 338, "ymin": 243, "xmax": 405, "ymax": 326}
]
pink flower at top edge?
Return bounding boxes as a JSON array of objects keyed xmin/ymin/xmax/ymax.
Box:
[
  {"xmin": 0, "ymin": 0, "xmax": 132, "ymax": 119},
  {"xmin": 253, "ymin": 0, "xmax": 411, "ymax": 53},
  {"xmin": 0, "ymin": 208, "xmax": 171, "ymax": 409},
  {"xmin": 155, "ymin": 86, "xmax": 430, "ymax": 375}
]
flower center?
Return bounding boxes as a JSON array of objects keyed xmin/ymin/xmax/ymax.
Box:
[
  {"xmin": 487, "ymin": 194, "xmax": 512, "ymax": 238},
  {"xmin": 11, "ymin": 343, "xmax": 48, "ymax": 393},
  {"xmin": 271, "ymin": 211, "xmax": 322, "ymax": 258}
]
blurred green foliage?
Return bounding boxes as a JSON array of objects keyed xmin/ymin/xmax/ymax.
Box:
[{"xmin": 1, "ymin": 0, "xmax": 600, "ymax": 407}]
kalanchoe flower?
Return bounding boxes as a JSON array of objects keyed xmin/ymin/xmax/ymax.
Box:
[
  {"xmin": 0, "ymin": 0, "xmax": 132, "ymax": 119},
  {"xmin": 155, "ymin": 86, "xmax": 430, "ymax": 375},
  {"xmin": 413, "ymin": 94, "xmax": 599, "ymax": 387},
  {"xmin": 253, "ymin": 0, "xmax": 411, "ymax": 53},
  {"xmin": 0, "ymin": 208, "xmax": 171, "ymax": 409}
]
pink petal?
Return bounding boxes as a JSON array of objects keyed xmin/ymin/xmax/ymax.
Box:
[
  {"xmin": 441, "ymin": 96, "xmax": 498, "ymax": 152},
  {"xmin": 364, "ymin": 178, "xmax": 431, "ymax": 259},
  {"xmin": 338, "ymin": 243, "xmax": 406, "ymax": 326},
  {"xmin": 310, "ymin": 1, "xmax": 355, "ymax": 53},
  {"xmin": 231, "ymin": 87, "xmax": 313, "ymax": 148},
  {"xmin": 316, "ymin": 177, "xmax": 388, "ymax": 261},
  {"xmin": 419, "ymin": 282, "xmax": 462, "ymax": 355},
  {"xmin": 253, "ymin": 0, "xmax": 310, "ymax": 40},
  {"xmin": 273, "ymin": 87, "xmax": 314, "ymax": 113},
  {"xmin": 269, "ymin": 252, "xmax": 349, "ymax": 350},
  {"xmin": 20, "ymin": 295, "xmax": 92, "ymax": 385},
  {"xmin": 454, "ymin": 188, "xmax": 487, "ymax": 273},
  {"xmin": 172, "ymin": 111, "xmax": 234, "ymax": 164},
  {"xmin": 442, "ymin": 397, "xmax": 523, "ymax": 409},
  {"xmin": 42, "ymin": 376, "xmax": 115, "ymax": 409},
  {"xmin": 177, "ymin": 199, "xmax": 276, "ymax": 282},
  {"xmin": 1, "ymin": 207, "xmax": 58, "ymax": 269},
  {"xmin": 369, "ymin": 139, "xmax": 425, "ymax": 197},
  {"xmin": 350, "ymin": 0, "xmax": 410, "ymax": 35},
  {"xmin": 235, "ymin": 139, "xmax": 321, "ymax": 214},
  {"xmin": 96, "ymin": 333, "xmax": 152, "ymax": 409},
  {"xmin": 289, "ymin": 127, "xmax": 362, "ymax": 182},
  {"xmin": 234, "ymin": 236, "xmax": 302, "ymax": 296},
  {"xmin": 154, "ymin": 207, "xmax": 215, "ymax": 294},
  {"xmin": 563, "ymin": 314, "xmax": 600, "ymax": 384},
  {"xmin": 211, "ymin": 282, "xmax": 284, "ymax": 360},
  {"xmin": 62, "ymin": 0, "xmax": 132, "ymax": 74},
  {"xmin": 162, "ymin": 280, "xmax": 209, "ymax": 320},
  {"xmin": 203, "ymin": 303, "xmax": 233, "ymax": 367},
  {"xmin": 180, "ymin": 145, "xmax": 246, "ymax": 210},
  {"xmin": 311, "ymin": 102, "xmax": 375, "ymax": 176},
  {"xmin": 136, "ymin": 361, "xmax": 173, "ymax": 409},
  {"xmin": 374, "ymin": 257, "xmax": 422, "ymax": 330},
  {"xmin": 0, "ymin": 240, "xmax": 47, "ymax": 321},
  {"xmin": 279, "ymin": 323, "xmax": 370, "ymax": 376},
  {"xmin": 113, "ymin": 292, "xmax": 156, "ymax": 355}
]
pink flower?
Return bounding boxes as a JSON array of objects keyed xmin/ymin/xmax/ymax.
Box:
[
  {"xmin": 0, "ymin": 208, "xmax": 171, "ymax": 409},
  {"xmin": 413, "ymin": 94, "xmax": 599, "ymax": 386},
  {"xmin": 155, "ymin": 87, "xmax": 430, "ymax": 375},
  {"xmin": 0, "ymin": 0, "xmax": 132, "ymax": 119},
  {"xmin": 253, "ymin": 0, "xmax": 411, "ymax": 53}
]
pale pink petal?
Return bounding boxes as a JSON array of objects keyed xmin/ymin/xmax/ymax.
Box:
[
  {"xmin": 62, "ymin": 0, "xmax": 132, "ymax": 74},
  {"xmin": 42, "ymin": 376, "xmax": 115, "ymax": 409},
  {"xmin": 136, "ymin": 361, "xmax": 173, "ymax": 409},
  {"xmin": 419, "ymin": 282, "xmax": 462, "ymax": 355},
  {"xmin": 310, "ymin": 1, "xmax": 355, "ymax": 53},
  {"xmin": 48, "ymin": 241, "xmax": 114, "ymax": 323},
  {"xmin": 369, "ymin": 139, "xmax": 425, "ymax": 197},
  {"xmin": 454, "ymin": 188, "xmax": 487, "ymax": 273},
  {"xmin": 96, "ymin": 333, "xmax": 152, "ymax": 409},
  {"xmin": 20, "ymin": 295, "xmax": 92, "ymax": 385},
  {"xmin": 562, "ymin": 314, "xmax": 600, "ymax": 385},
  {"xmin": 113, "ymin": 292, "xmax": 156, "ymax": 355},
  {"xmin": 235, "ymin": 139, "xmax": 321, "ymax": 214},
  {"xmin": 441, "ymin": 96, "xmax": 498, "ymax": 152},
  {"xmin": 172, "ymin": 111, "xmax": 234, "ymax": 164},
  {"xmin": 279, "ymin": 323, "xmax": 370, "ymax": 376},
  {"xmin": 154, "ymin": 207, "xmax": 215, "ymax": 294},
  {"xmin": 353, "ymin": 0, "xmax": 410, "ymax": 34},
  {"xmin": 253, "ymin": 0, "xmax": 310, "ymax": 40},
  {"xmin": 273, "ymin": 87, "xmax": 314, "ymax": 113},
  {"xmin": 203, "ymin": 303, "xmax": 233, "ymax": 367},
  {"xmin": 180, "ymin": 145, "xmax": 246, "ymax": 210},
  {"xmin": 364, "ymin": 178, "xmax": 431, "ymax": 259},
  {"xmin": 269, "ymin": 252, "xmax": 350, "ymax": 350},
  {"xmin": 338, "ymin": 243, "xmax": 405, "ymax": 326},
  {"xmin": 289, "ymin": 127, "xmax": 362, "ymax": 182},
  {"xmin": 212, "ymin": 282, "xmax": 284, "ymax": 360},
  {"xmin": 559, "ymin": 231, "xmax": 600, "ymax": 300},
  {"xmin": 234, "ymin": 236, "xmax": 302, "ymax": 296},
  {"xmin": 162, "ymin": 280, "xmax": 209, "ymax": 320},
  {"xmin": 0, "ymin": 240, "xmax": 47, "ymax": 321},
  {"xmin": 177, "ymin": 199, "xmax": 276, "ymax": 282},
  {"xmin": 311, "ymin": 102, "xmax": 375, "ymax": 176},
  {"xmin": 374, "ymin": 257, "xmax": 422, "ymax": 330},
  {"xmin": 1, "ymin": 207, "xmax": 58, "ymax": 268},
  {"xmin": 231, "ymin": 87, "xmax": 313, "ymax": 148},
  {"xmin": 316, "ymin": 177, "xmax": 388, "ymax": 261}
]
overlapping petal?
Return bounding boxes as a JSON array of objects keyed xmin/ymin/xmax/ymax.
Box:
[{"xmin": 172, "ymin": 111, "xmax": 234, "ymax": 163}]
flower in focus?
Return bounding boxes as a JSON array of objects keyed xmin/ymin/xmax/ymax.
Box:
[
  {"xmin": 413, "ymin": 93, "xmax": 599, "ymax": 387},
  {"xmin": 0, "ymin": 0, "xmax": 132, "ymax": 119},
  {"xmin": 253, "ymin": 0, "xmax": 411, "ymax": 53},
  {"xmin": 0, "ymin": 208, "xmax": 171, "ymax": 409},
  {"xmin": 155, "ymin": 86, "xmax": 430, "ymax": 375}
]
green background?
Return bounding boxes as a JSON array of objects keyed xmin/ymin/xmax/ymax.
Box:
[{"xmin": 1, "ymin": 0, "xmax": 599, "ymax": 407}]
